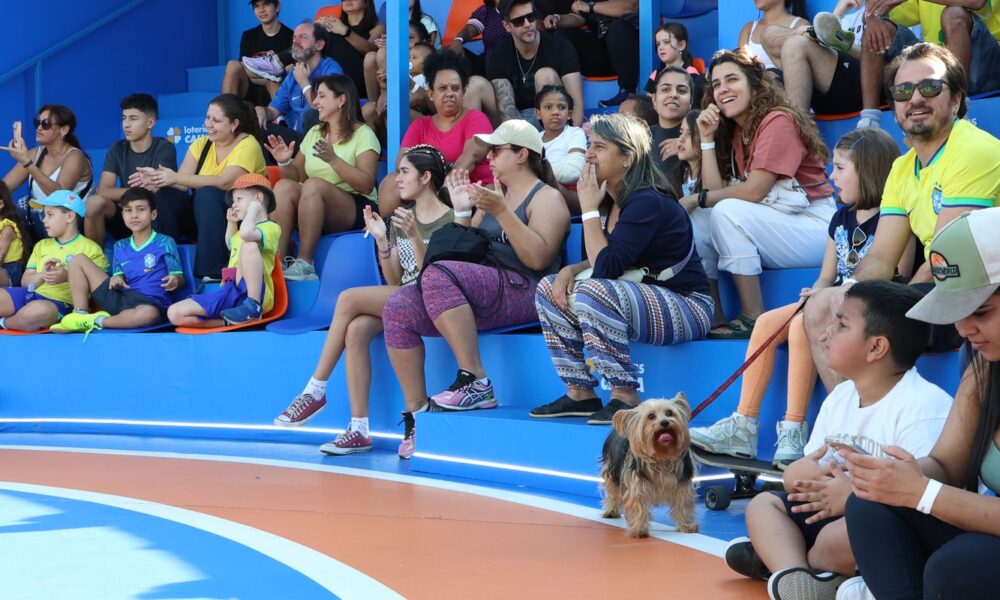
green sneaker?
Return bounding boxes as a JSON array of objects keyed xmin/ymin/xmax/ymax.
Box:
[
  {"xmin": 53, "ymin": 311, "xmax": 110, "ymax": 334},
  {"xmin": 813, "ymin": 12, "xmax": 854, "ymax": 55}
]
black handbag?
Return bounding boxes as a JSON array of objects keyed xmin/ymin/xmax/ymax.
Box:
[{"xmin": 421, "ymin": 223, "xmax": 491, "ymax": 268}]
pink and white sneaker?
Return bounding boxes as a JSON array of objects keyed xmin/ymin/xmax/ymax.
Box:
[
  {"xmin": 320, "ymin": 428, "xmax": 372, "ymax": 455},
  {"xmin": 432, "ymin": 369, "xmax": 498, "ymax": 411},
  {"xmin": 274, "ymin": 393, "xmax": 326, "ymax": 426},
  {"xmin": 398, "ymin": 412, "xmax": 416, "ymax": 459},
  {"xmin": 242, "ymin": 53, "xmax": 285, "ymax": 81}
]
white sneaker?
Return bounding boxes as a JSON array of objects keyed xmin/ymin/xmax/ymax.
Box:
[
  {"xmin": 283, "ymin": 257, "xmax": 318, "ymax": 281},
  {"xmin": 773, "ymin": 421, "xmax": 808, "ymax": 469},
  {"xmin": 836, "ymin": 576, "xmax": 874, "ymax": 600},
  {"xmin": 689, "ymin": 413, "xmax": 759, "ymax": 459}
]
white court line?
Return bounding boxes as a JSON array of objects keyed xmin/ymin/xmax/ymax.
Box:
[
  {"xmin": 0, "ymin": 444, "xmax": 730, "ymax": 557},
  {"xmin": 0, "ymin": 481, "xmax": 403, "ymax": 600}
]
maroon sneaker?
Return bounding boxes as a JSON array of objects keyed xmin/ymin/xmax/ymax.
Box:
[
  {"xmin": 320, "ymin": 429, "xmax": 373, "ymax": 455},
  {"xmin": 274, "ymin": 393, "xmax": 327, "ymax": 426}
]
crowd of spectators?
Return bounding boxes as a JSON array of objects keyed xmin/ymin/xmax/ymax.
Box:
[{"xmin": 3, "ymin": 1, "xmax": 1000, "ymax": 596}]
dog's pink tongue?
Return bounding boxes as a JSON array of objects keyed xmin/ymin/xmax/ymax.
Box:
[{"xmin": 657, "ymin": 432, "xmax": 674, "ymax": 444}]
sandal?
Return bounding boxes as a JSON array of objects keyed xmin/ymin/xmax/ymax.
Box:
[{"xmin": 707, "ymin": 314, "xmax": 757, "ymax": 339}]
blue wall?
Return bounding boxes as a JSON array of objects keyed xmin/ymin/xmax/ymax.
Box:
[{"xmin": 0, "ymin": 0, "xmax": 218, "ymax": 186}]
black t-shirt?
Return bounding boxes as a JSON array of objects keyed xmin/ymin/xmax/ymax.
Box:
[
  {"xmin": 240, "ymin": 23, "xmax": 294, "ymax": 106},
  {"xmin": 485, "ymin": 31, "xmax": 581, "ymax": 110},
  {"xmin": 827, "ymin": 205, "xmax": 880, "ymax": 285},
  {"xmin": 651, "ymin": 123, "xmax": 681, "ymax": 180}
]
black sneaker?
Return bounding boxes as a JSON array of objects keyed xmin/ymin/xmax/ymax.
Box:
[
  {"xmin": 587, "ymin": 399, "xmax": 634, "ymax": 425},
  {"xmin": 598, "ymin": 88, "xmax": 632, "ymax": 108},
  {"xmin": 530, "ymin": 394, "xmax": 603, "ymax": 418},
  {"xmin": 725, "ymin": 537, "xmax": 771, "ymax": 581},
  {"xmin": 768, "ymin": 567, "xmax": 847, "ymax": 600}
]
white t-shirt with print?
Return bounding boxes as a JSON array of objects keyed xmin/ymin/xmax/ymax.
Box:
[
  {"xmin": 541, "ymin": 125, "xmax": 587, "ymax": 184},
  {"xmin": 804, "ymin": 367, "xmax": 952, "ymax": 467}
]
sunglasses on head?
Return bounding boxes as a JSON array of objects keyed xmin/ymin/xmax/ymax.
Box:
[
  {"xmin": 889, "ymin": 78, "xmax": 947, "ymax": 102},
  {"xmin": 508, "ymin": 11, "xmax": 537, "ymax": 27},
  {"xmin": 845, "ymin": 227, "xmax": 868, "ymax": 268},
  {"xmin": 33, "ymin": 119, "xmax": 55, "ymax": 130}
]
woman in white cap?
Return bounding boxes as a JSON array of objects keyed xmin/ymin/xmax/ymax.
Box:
[
  {"xmin": 529, "ymin": 112, "xmax": 713, "ymax": 424},
  {"xmin": 381, "ymin": 119, "xmax": 569, "ymax": 458},
  {"xmin": 839, "ymin": 207, "xmax": 1000, "ymax": 600}
]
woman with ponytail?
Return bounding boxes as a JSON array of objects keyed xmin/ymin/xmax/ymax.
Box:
[
  {"xmin": 3, "ymin": 104, "xmax": 94, "ymax": 240},
  {"xmin": 143, "ymin": 93, "xmax": 266, "ymax": 278},
  {"xmin": 274, "ymin": 145, "xmax": 455, "ymax": 456}
]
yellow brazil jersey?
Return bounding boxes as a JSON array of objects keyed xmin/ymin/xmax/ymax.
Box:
[
  {"xmin": 26, "ymin": 234, "xmax": 110, "ymax": 304},
  {"xmin": 881, "ymin": 119, "xmax": 1000, "ymax": 256},
  {"xmin": 891, "ymin": 0, "xmax": 1000, "ymax": 45},
  {"xmin": 228, "ymin": 220, "xmax": 281, "ymax": 313},
  {"xmin": 0, "ymin": 218, "xmax": 24, "ymax": 263}
]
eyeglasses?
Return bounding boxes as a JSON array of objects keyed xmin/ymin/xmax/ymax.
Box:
[
  {"xmin": 508, "ymin": 12, "xmax": 537, "ymax": 27},
  {"xmin": 846, "ymin": 227, "xmax": 868, "ymax": 268},
  {"xmin": 889, "ymin": 78, "xmax": 948, "ymax": 102},
  {"xmin": 33, "ymin": 119, "xmax": 54, "ymax": 130}
]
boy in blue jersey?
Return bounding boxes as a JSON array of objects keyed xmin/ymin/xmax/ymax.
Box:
[
  {"xmin": 0, "ymin": 190, "xmax": 109, "ymax": 332},
  {"xmin": 52, "ymin": 188, "xmax": 184, "ymax": 333},
  {"xmin": 167, "ymin": 173, "xmax": 280, "ymax": 327}
]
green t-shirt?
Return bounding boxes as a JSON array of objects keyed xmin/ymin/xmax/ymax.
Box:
[{"xmin": 301, "ymin": 124, "xmax": 381, "ymax": 202}]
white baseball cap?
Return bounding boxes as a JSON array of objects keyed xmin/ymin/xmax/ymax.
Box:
[{"xmin": 474, "ymin": 119, "xmax": 543, "ymax": 155}]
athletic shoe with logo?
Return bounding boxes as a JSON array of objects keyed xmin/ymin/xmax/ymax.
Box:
[
  {"xmin": 432, "ymin": 369, "xmax": 498, "ymax": 411},
  {"xmin": 283, "ymin": 257, "xmax": 318, "ymax": 281},
  {"xmin": 398, "ymin": 411, "xmax": 416, "ymax": 459},
  {"xmin": 836, "ymin": 577, "xmax": 875, "ymax": 600},
  {"xmin": 242, "ymin": 53, "xmax": 285, "ymax": 82},
  {"xmin": 689, "ymin": 413, "xmax": 759, "ymax": 459},
  {"xmin": 768, "ymin": 567, "xmax": 847, "ymax": 600},
  {"xmin": 51, "ymin": 310, "xmax": 111, "ymax": 336},
  {"xmin": 773, "ymin": 421, "xmax": 808, "ymax": 470},
  {"xmin": 812, "ymin": 12, "xmax": 854, "ymax": 55},
  {"xmin": 220, "ymin": 296, "xmax": 262, "ymax": 325},
  {"xmin": 725, "ymin": 537, "xmax": 771, "ymax": 581},
  {"xmin": 320, "ymin": 428, "xmax": 373, "ymax": 455},
  {"xmin": 274, "ymin": 393, "xmax": 327, "ymax": 426}
]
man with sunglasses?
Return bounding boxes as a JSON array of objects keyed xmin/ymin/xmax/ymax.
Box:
[
  {"xmin": 803, "ymin": 42, "xmax": 1000, "ymax": 392},
  {"xmin": 857, "ymin": 0, "xmax": 1000, "ymax": 129},
  {"xmin": 486, "ymin": 0, "xmax": 585, "ymax": 127}
]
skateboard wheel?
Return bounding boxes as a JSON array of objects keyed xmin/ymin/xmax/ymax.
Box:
[{"xmin": 704, "ymin": 486, "xmax": 731, "ymax": 511}]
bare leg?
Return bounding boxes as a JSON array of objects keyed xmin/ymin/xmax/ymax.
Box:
[
  {"xmin": 941, "ymin": 6, "xmax": 974, "ymax": 76},
  {"xmin": 708, "ymin": 279, "xmax": 725, "ymax": 325},
  {"xmin": 344, "ymin": 315, "xmax": 384, "ymax": 418},
  {"xmin": 222, "ymin": 59, "xmax": 250, "ymax": 97},
  {"xmin": 807, "ymin": 519, "xmax": 856, "ymax": 575},
  {"xmin": 433, "ymin": 304, "xmax": 485, "ymax": 378},
  {"xmin": 780, "ymin": 35, "xmax": 838, "ymax": 111},
  {"xmin": 84, "ymin": 194, "xmax": 116, "ymax": 244},
  {"xmin": 465, "ymin": 75, "xmax": 500, "ymax": 126},
  {"xmin": 66, "ymin": 254, "xmax": 109, "ymax": 310},
  {"xmin": 167, "ymin": 298, "xmax": 220, "ymax": 328},
  {"xmin": 387, "ymin": 344, "xmax": 430, "ymax": 412},
  {"xmin": 760, "ymin": 25, "xmax": 800, "ymax": 71},
  {"xmin": 102, "ymin": 304, "xmax": 162, "ymax": 329},
  {"xmin": 732, "ymin": 274, "xmax": 765, "ymax": 320},
  {"xmin": 746, "ymin": 492, "xmax": 810, "ymax": 573},
  {"xmin": 364, "ymin": 50, "xmax": 381, "ymax": 104},
  {"xmin": 860, "ymin": 24, "xmax": 891, "ymax": 110},
  {"xmin": 238, "ymin": 238, "xmax": 263, "ymax": 303},
  {"xmin": 272, "ymin": 179, "xmax": 302, "ymax": 258},
  {"xmin": 5, "ymin": 300, "xmax": 59, "ymax": 331},
  {"xmin": 298, "ymin": 178, "xmax": 359, "ymax": 262},
  {"xmin": 312, "ymin": 286, "xmax": 396, "ymax": 380}
]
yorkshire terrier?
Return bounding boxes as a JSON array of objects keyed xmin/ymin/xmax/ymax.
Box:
[{"xmin": 600, "ymin": 394, "xmax": 698, "ymax": 537}]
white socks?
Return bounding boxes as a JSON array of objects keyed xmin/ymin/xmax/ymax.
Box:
[
  {"xmin": 736, "ymin": 412, "xmax": 758, "ymax": 424},
  {"xmin": 781, "ymin": 420, "xmax": 803, "ymax": 430},
  {"xmin": 350, "ymin": 417, "xmax": 370, "ymax": 437},
  {"xmin": 303, "ymin": 377, "xmax": 327, "ymax": 399}
]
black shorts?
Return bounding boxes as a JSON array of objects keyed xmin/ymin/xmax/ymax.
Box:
[
  {"xmin": 770, "ymin": 491, "xmax": 840, "ymax": 550},
  {"xmin": 91, "ymin": 278, "xmax": 167, "ymax": 322},
  {"xmin": 911, "ymin": 282, "xmax": 964, "ymax": 352},
  {"xmin": 811, "ymin": 51, "xmax": 862, "ymax": 116},
  {"xmin": 350, "ymin": 194, "xmax": 378, "ymax": 230}
]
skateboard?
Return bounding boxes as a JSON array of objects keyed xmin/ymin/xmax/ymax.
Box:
[{"xmin": 690, "ymin": 447, "xmax": 785, "ymax": 511}]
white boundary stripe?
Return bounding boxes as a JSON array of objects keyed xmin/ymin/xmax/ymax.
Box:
[
  {"xmin": 0, "ymin": 481, "xmax": 403, "ymax": 600},
  {"xmin": 0, "ymin": 418, "xmax": 402, "ymax": 440},
  {"xmin": 0, "ymin": 444, "xmax": 729, "ymax": 557}
]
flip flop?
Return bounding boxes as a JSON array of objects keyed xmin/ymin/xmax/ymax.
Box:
[{"xmin": 707, "ymin": 314, "xmax": 757, "ymax": 340}]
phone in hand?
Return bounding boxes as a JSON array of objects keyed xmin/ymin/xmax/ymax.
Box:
[
  {"xmin": 825, "ymin": 436, "xmax": 872, "ymax": 455},
  {"xmin": 13, "ymin": 120, "xmax": 22, "ymax": 138}
]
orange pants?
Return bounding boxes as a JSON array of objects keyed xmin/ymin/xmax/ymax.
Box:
[{"xmin": 735, "ymin": 302, "xmax": 816, "ymax": 423}]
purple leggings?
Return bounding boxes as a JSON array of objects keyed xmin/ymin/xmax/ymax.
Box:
[{"xmin": 382, "ymin": 261, "xmax": 540, "ymax": 349}]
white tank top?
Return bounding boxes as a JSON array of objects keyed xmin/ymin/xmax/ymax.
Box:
[
  {"xmin": 28, "ymin": 147, "xmax": 93, "ymax": 200},
  {"xmin": 746, "ymin": 17, "xmax": 802, "ymax": 71}
]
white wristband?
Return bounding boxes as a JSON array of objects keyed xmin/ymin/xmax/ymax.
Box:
[
  {"xmin": 700, "ymin": 142, "xmax": 716, "ymax": 150},
  {"xmin": 454, "ymin": 210, "xmax": 473, "ymax": 218},
  {"xmin": 277, "ymin": 158, "xmax": 293, "ymax": 167},
  {"xmin": 842, "ymin": 277, "xmax": 859, "ymax": 287},
  {"xmin": 453, "ymin": 37, "xmax": 464, "ymax": 44},
  {"xmin": 917, "ymin": 479, "xmax": 943, "ymax": 514},
  {"xmin": 302, "ymin": 84, "xmax": 312, "ymax": 94},
  {"xmin": 581, "ymin": 210, "xmax": 601, "ymax": 222}
]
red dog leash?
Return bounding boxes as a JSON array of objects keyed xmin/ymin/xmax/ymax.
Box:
[{"xmin": 690, "ymin": 300, "xmax": 808, "ymax": 419}]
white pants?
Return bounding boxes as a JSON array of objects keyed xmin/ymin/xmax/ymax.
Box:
[{"xmin": 690, "ymin": 198, "xmax": 836, "ymax": 278}]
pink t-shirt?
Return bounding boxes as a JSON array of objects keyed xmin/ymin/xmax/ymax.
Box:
[
  {"xmin": 733, "ymin": 111, "xmax": 834, "ymax": 200},
  {"xmin": 401, "ymin": 109, "xmax": 494, "ymax": 184}
]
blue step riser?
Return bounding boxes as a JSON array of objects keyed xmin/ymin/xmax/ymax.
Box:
[{"xmin": 188, "ymin": 65, "xmax": 227, "ymax": 94}]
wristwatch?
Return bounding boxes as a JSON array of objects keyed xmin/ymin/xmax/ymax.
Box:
[
  {"xmin": 587, "ymin": 1, "xmax": 596, "ymax": 13},
  {"xmin": 697, "ymin": 189, "xmax": 708, "ymax": 209}
]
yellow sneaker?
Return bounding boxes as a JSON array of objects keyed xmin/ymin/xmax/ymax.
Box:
[{"xmin": 56, "ymin": 311, "xmax": 111, "ymax": 334}]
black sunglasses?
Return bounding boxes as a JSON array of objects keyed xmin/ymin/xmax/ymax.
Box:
[
  {"xmin": 889, "ymin": 78, "xmax": 948, "ymax": 102},
  {"xmin": 508, "ymin": 12, "xmax": 537, "ymax": 27},
  {"xmin": 33, "ymin": 118, "xmax": 55, "ymax": 130}
]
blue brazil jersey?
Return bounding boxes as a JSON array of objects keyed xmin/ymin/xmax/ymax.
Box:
[{"xmin": 112, "ymin": 231, "xmax": 183, "ymax": 309}]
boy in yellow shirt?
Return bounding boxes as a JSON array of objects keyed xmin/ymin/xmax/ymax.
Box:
[
  {"xmin": 0, "ymin": 190, "xmax": 109, "ymax": 331},
  {"xmin": 167, "ymin": 174, "xmax": 280, "ymax": 327}
]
